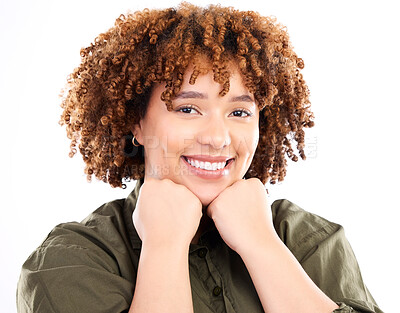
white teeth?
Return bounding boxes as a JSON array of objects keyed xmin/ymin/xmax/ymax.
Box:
[{"xmin": 186, "ymin": 158, "xmax": 227, "ymax": 171}]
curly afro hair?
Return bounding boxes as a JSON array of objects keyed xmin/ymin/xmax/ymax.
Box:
[{"xmin": 59, "ymin": 2, "xmax": 314, "ymax": 189}]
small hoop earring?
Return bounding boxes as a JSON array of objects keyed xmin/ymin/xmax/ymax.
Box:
[{"xmin": 132, "ymin": 135, "xmax": 141, "ymax": 147}]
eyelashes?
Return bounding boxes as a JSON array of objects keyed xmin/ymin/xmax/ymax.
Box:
[
  {"xmin": 177, "ymin": 105, "xmax": 198, "ymax": 114},
  {"xmin": 230, "ymin": 109, "xmax": 253, "ymax": 117},
  {"xmin": 175, "ymin": 105, "xmax": 253, "ymax": 117}
]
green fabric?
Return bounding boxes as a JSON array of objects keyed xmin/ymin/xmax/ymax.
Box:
[{"xmin": 17, "ymin": 180, "xmax": 383, "ymax": 312}]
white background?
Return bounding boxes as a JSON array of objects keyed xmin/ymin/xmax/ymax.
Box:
[{"xmin": 1, "ymin": 0, "xmax": 399, "ymax": 312}]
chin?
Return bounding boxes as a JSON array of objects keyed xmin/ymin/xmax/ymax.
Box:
[
  {"xmin": 198, "ymin": 195, "xmax": 215, "ymax": 207},
  {"xmin": 181, "ymin": 178, "xmax": 230, "ymax": 207},
  {"xmin": 192, "ymin": 187, "xmax": 222, "ymax": 207}
]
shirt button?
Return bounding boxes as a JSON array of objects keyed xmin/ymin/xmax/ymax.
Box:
[
  {"xmin": 213, "ymin": 286, "xmax": 222, "ymax": 296},
  {"xmin": 197, "ymin": 248, "xmax": 207, "ymax": 258}
]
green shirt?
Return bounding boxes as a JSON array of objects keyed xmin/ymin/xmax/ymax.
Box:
[{"xmin": 17, "ymin": 180, "xmax": 382, "ymax": 312}]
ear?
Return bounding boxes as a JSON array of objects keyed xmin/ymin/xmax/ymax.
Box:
[{"xmin": 131, "ymin": 122, "xmax": 144, "ymax": 145}]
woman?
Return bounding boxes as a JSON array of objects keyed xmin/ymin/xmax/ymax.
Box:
[{"xmin": 17, "ymin": 3, "xmax": 382, "ymax": 312}]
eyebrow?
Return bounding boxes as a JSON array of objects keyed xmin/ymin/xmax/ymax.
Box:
[
  {"xmin": 229, "ymin": 95, "xmax": 254, "ymax": 103},
  {"xmin": 175, "ymin": 91, "xmax": 207, "ymax": 100},
  {"xmin": 175, "ymin": 91, "xmax": 254, "ymax": 103}
]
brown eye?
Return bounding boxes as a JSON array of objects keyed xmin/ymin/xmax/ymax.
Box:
[
  {"xmin": 175, "ymin": 105, "xmax": 199, "ymax": 114},
  {"xmin": 181, "ymin": 107, "xmax": 195, "ymax": 114},
  {"xmin": 230, "ymin": 109, "xmax": 252, "ymax": 117}
]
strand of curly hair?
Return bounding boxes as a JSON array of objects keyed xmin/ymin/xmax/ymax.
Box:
[{"xmin": 59, "ymin": 2, "xmax": 314, "ymax": 189}]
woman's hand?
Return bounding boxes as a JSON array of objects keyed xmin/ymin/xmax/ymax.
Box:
[
  {"xmin": 133, "ymin": 178, "xmax": 203, "ymax": 248},
  {"xmin": 206, "ymin": 178, "xmax": 276, "ymax": 255},
  {"xmin": 131, "ymin": 178, "xmax": 201, "ymax": 313},
  {"xmin": 207, "ymin": 178, "xmax": 340, "ymax": 313}
]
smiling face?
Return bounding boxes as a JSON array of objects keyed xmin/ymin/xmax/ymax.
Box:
[{"xmin": 133, "ymin": 64, "xmax": 260, "ymax": 206}]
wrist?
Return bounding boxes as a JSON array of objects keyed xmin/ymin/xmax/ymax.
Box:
[
  {"xmin": 141, "ymin": 238, "xmax": 191, "ymax": 256},
  {"xmin": 237, "ymin": 230, "xmax": 283, "ymax": 262}
]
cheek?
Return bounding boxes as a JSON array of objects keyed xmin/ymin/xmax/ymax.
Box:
[
  {"xmin": 232, "ymin": 124, "xmax": 259, "ymax": 158},
  {"xmin": 164, "ymin": 121, "xmax": 198, "ymax": 156},
  {"xmin": 248, "ymin": 118, "xmax": 260, "ymax": 154},
  {"xmin": 144, "ymin": 119, "xmax": 196, "ymax": 159},
  {"xmin": 140, "ymin": 119, "xmax": 168, "ymax": 162},
  {"xmin": 250, "ymin": 128, "xmax": 260, "ymax": 155}
]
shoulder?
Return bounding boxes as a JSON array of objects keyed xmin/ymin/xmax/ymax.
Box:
[
  {"xmin": 21, "ymin": 197, "xmax": 134, "ymax": 272},
  {"xmin": 271, "ymin": 200, "xmax": 382, "ymax": 312},
  {"xmin": 17, "ymin": 197, "xmax": 138, "ymax": 312},
  {"xmin": 271, "ymin": 199, "xmax": 343, "ymax": 260}
]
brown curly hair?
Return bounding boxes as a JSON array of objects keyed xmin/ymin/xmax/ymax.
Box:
[{"xmin": 59, "ymin": 2, "xmax": 314, "ymax": 189}]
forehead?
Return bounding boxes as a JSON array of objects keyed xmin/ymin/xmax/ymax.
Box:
[
  {"xmin": 149, "ymin": 69, "xmax": 252, "ymax": 102},
  {"xmin": 177, "ymin": 60, "xmax": 252, "ymax": 97}
]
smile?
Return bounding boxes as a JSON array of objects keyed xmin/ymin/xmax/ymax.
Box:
[
  {"xmin": 181, "ymin": 155, "xmax": 234, "ymax": 179},
  {"xmin": 186, "ymin": 158, "xmax": 225, "ymax": 171}
]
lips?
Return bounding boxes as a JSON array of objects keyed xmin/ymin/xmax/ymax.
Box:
[
  {"xmin": 186, "ymin": 158, "xmax": 226, "ymax": 170},
  {"xmin": 181, "ymin": 155, "xmax": 234, "ymax": 179},
  {"xmin": 182, "ymin": 155, "xmax": 234, "ymax": 170}
]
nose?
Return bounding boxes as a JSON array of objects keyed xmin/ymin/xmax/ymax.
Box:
[{"xmin": 197, "ymin": 117, "xmax": 231, "ymax": 150}]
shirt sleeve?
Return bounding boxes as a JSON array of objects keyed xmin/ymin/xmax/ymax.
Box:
[
  {"xmin": 17, "ymin": 223, "xmax": 135, "ymax": 313},
  {"xmin": 272, "ymin": 199, "xmax": 383, "ymax": 313}
]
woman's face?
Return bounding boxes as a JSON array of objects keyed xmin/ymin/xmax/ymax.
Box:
[{"xmin": 133, "ymin": 64, "xmax": 259, "ymax": 206}]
